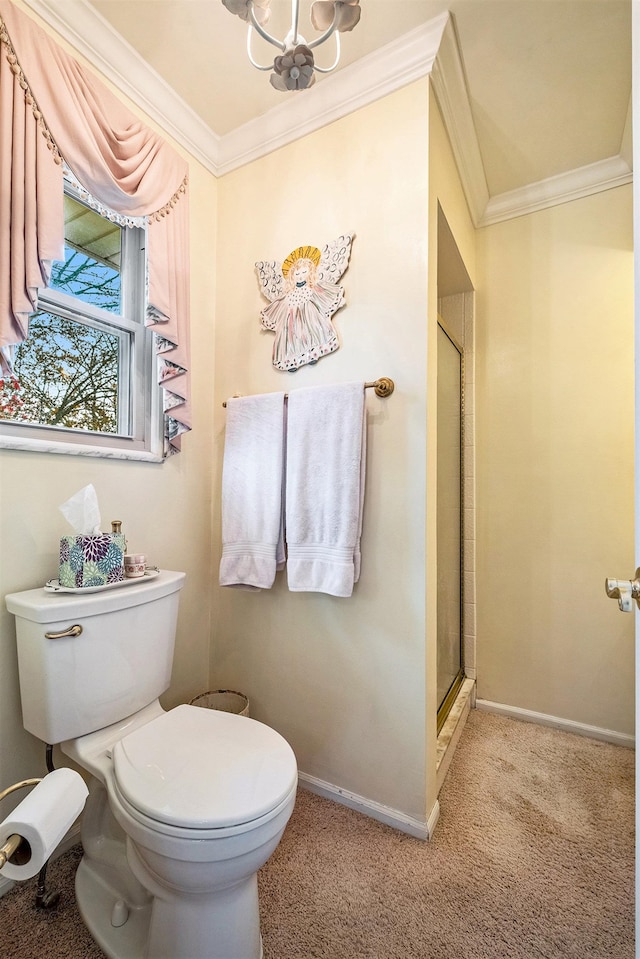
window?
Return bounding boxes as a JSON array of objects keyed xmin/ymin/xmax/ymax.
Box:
[{"xmin": 0, "ymin": 181, "xmax": 163, "ymax": 460}]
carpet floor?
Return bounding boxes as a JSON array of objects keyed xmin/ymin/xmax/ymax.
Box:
[{"xmin": 0, "ymin": 709, "xmax": 634, "ymax": 958}]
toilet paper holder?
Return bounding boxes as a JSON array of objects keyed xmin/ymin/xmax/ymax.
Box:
[
  {"xmin": 1, "ymin": 744, "xmax": 66, "ymax": 910},
  {"xmin": 0, "ymin": 777, "xmax": 42, "ymax": 871}
]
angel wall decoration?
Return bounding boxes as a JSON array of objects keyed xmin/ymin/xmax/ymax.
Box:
[{"xmin": 256, "ymin": 234, "xmax": 353, "ymax": 372}]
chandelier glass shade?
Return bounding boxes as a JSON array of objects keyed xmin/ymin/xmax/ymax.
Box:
[{"xmin": 221, "ymin": 0, "xmax": 361, "ymax": 91}]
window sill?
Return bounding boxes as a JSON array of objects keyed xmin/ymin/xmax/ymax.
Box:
[{"xmin": 0, "ymin": 432, "xmax": 164, "ymax": 462}]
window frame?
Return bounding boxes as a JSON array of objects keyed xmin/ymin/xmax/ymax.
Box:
[{"xmin": 0, "ymin": 181, "xmax": 164, "ymax": 462}]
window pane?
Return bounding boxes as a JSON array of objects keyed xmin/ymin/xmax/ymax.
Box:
[
  {"xmin": 50, "ymin": 196, "xmax": 122, "ymax": 313},
  {"xmin": 1, "ymin": 312, "xmax": 120, "ymax": 433}
]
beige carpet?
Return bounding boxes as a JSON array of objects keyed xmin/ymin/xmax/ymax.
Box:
[{"xmin": 1, "ymin": 710, "xmax": 634, "ymax": 958}]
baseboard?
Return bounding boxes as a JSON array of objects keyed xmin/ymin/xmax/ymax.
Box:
[
  {"xmin": 297, "ymin": 772, "xmax": 437, "ymax": 840},
  {"xmin": 0, "ymin": 822, "xmax": 81, "ymax": 900},
  {"xmin": 475, "ymin": 699, "xmax": 635, "ymax": 749}
]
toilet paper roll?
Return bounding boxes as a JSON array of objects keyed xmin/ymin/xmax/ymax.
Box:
[{"xmin": 0, "ymin": 768, "xmax": 88, "ymax": 880}]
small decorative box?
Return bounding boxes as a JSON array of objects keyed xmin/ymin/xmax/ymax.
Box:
[{"xmin": 59, "ymin": 533, "xmax": 127, "ymax": 588}]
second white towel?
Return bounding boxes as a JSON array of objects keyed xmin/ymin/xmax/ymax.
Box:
[{"xmin": 286, "ymin": 382, "xmax": 366, "ymax": 597}]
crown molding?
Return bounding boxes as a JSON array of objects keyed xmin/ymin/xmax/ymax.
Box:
[
  {"xmin": 19, "ymin": 0, "xmax": 632, "ymax": 225},
  {"xmin": 620, "ymin": 92, "xmax": 633, "ymax": 170},
  {"xmin": 216, "ymin": 14, "xmax": 449, "ymax": 176},
  {"xmin": 479, "ymin": 154, "xmax": 633, "ymax": 227},
  {"xmin": 430, "ymin": 16, "xmax": 489, "ymax": 228},
  {"xmin": 20, "ymin": 0, "xmax": 221, "ymax": 174},
  {"xmin": 22, "ymin": 0, "xmax": 448, "ymax": 178}
]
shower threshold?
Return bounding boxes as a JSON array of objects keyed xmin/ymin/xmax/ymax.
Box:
[{"xmin": 436, "ymin": 677, "xmax": 476, "ymax": 794}]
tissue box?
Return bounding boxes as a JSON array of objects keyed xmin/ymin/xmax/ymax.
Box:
[{"xmin": 59, "ymin": 533, "xmax": 127, "ymax": 588}]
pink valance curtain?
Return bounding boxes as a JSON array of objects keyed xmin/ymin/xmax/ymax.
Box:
[{"xmin": 0, "ymin": 0, "xmax": 190, "ymax": 454}]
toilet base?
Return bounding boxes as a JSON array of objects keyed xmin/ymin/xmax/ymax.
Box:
[
  {"xmin": 76, "ymin": 854, "xmax": 264, "ymax": 959},
  {"xmin": 74, "ymin": 778, "xmax": 153, "ymax": 959},
  {"xmin": 126, "ymin": 839, "xmax": 263, "ymax": 959},
  {"xmin": 76, "ymin": 855, "xmax": 151, "ymax": 959},
  {"xmin": 75, "ymin": 780, "xmax": 267, "ymax": 959}
]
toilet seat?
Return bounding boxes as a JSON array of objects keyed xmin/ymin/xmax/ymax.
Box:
[{"xmin": 112, "ymin": 704, "xmax": 298, "ymax": 830}]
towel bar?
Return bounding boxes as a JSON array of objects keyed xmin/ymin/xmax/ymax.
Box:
[{"xmin": 222, "ymin": 377, "xmax": 394, "ymax": 407}]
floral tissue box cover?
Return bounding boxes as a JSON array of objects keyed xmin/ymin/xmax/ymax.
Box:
[{"xmin": 59, "ymin": 533, "xmax": 127, "ymax": 588}]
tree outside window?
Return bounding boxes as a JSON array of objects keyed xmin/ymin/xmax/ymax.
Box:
[{"xmin": 0, "ymin": 183, "xmax": 158, "ymax": 455}]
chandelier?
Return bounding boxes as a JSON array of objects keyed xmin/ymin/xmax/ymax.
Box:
[{"xmin": 221, "ymin": 0, "xmax": 361, "ymax": 92}]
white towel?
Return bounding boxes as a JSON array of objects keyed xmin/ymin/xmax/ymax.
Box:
[
  {"xmin": 286, "ymin": 382, "xmax": 366, "ymax": 597},
  {"xmin": 219, "ymin": 392, "xmax": 285, "ymax": 589}
]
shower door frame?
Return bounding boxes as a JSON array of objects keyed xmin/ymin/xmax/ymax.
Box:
[{"xmin": 436, "ymin": 315, "xmax": 465, "ymax": 734}]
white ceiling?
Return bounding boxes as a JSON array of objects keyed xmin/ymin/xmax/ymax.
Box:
[{"xmin": 28, "ymin": 0, "xmax": 632, "ymax": 217}]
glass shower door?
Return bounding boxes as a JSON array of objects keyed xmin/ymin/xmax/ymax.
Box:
[{"xmin": 437, "ymin": 321, "xmax": 464, "ymax": 731}]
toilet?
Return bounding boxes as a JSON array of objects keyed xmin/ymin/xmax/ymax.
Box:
[{"xmin": 5, "ymin": 570, "xmax": 297, "ymax": 959}]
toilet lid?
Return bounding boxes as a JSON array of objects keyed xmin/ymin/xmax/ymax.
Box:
[{"xmin": 112, "ymin": 704, "xmax": 297, "ymax": 829}]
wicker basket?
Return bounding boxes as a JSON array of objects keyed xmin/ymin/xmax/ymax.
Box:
[{"xmin": 190, "ymin": 690, "xmax": 250, "ymax": 717}]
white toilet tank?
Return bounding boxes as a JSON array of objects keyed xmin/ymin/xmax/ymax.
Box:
[{"xmin": 5, "ymin": 570, "xmax": 185, "ymax": 745}]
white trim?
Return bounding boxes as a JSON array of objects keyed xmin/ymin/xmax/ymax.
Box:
[
  {"xmin": 0, "ymin": 434, "xmax": 163, "ymax": 461},
  {"xmin": 479, "ymin": 154, "xmax": 633, "ymax": 227},
  {"xmin": 430, "ymin": 17, "xmax": 489, "ymax": 227},
  {"xmin": 426, "ymin": 798, "xmax": 440, "ymax": 838},
  {"xmin": 216, "ymin": 15, "xmax": 449, "ymax": 176},
  {"xmin": 476, "ymin": 699, "xmax": 635, "ymax": 749},
  {"xmin": 20, "ymin": 2, "xmax": 632, "ymax": 222},
  {"xmin": 297, "ymin": 772, "xmax": 436, "ymax": 840},
  {"xmin": 22, "ymin": 0, "xmax": 447, "ymax": 179},
  {"xmin": 620, "ymin": 91, "xmax": 633, "ymax": 170}
]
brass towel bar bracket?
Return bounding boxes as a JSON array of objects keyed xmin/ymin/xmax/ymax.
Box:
[
  {"xmin": 0, "ymin": 778, "xmax": 42, "ymax": 871},
  {"xmin": 222, "ymin": 377, "xmax": 394, "ymax": 407}
]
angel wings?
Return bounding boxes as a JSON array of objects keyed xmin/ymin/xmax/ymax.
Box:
[{"xmin": 255, "ymin": 235, "xmax": 353, "ymax": 373}]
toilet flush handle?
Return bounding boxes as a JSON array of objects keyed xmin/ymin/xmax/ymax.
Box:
[
  {"xmin": 605, "ymin": 570, "xmax": 640, "ymax": 612},
  {"xmin": 44, "ymin": 624, "xmax": 83, "ymax": 640}
]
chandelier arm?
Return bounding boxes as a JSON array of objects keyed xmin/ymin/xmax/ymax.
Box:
[
  {"xmin": 246, "ymin": 25, "xmax": 277, "ymax": 70},
  {"xmin": 238, "ymin": 0, "xmax": 347, "ymax": 79},
  {"xmin": 247, "ymin": 2, "xmax": 286, "ymax": 50},
  {"xmin": 311, "ymin": 31, "xmax": 341, "ymax": 72},
  {"xmin": 306, "ymin": 9, "xmax": 339, "ymax": 50}
]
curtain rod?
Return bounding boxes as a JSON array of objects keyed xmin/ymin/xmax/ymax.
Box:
[{"xmin": 222, "ymin": 377, "xmax": 394, "ymax": 407}]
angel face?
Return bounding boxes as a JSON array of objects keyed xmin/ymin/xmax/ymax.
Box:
[
  {"xmin": 293, "ymin": 261, "xmax": 310, "ymax": 284},
  {"xmin": 287, "ymin": 258, "xmax": 317, "ymax": 289}
]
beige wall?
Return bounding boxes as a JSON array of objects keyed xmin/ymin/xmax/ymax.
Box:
[
  {"xmin": 476, "ymin": 186, "xmax": 635, "ymax": 735},
  {"xmin": 1, "ymin": 2, "xmax": 634, "ymax": 848},
  {"xmin": 213, "ymin": 81, "xmax": 433, "ymax": 825},
  {"xmin": 428, "ymin": 88, "xmax": 477, "ymax": 797},
  {"xmin": 0, "ymin": 3, "xmax": 218, "ymax": 808}
]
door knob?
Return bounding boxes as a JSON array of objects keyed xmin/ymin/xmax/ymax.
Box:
[{"xmin": 605, "ymin": 570, "xmax": 640, "ymax": 612}]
